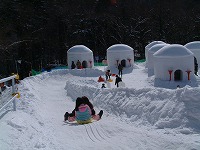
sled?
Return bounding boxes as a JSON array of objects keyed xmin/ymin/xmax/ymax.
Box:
[
  {"xmin": 108, "ymin": 79, "xmax": 113, "ymax": 82},
  {"xmin": 118, "ymin": 81, "xmax": 125, "ymax": 87},
  {"xmin": 98, "ymin": 76, "xmax": 105, "ymax": 82},
  {"xmin": 12, "ymin": 92, "xmax": 20, "ymax": 98},
  {"xmin": 67, "ymin": 115, "xmax": 101, "ymax": 125},
  {"xmin": 77, "ymin": 118, "xmax": 92, "ymax": 124},
  {"xmin": 111, "ymin": 74, "xmax": 116, "ymax": 77}
]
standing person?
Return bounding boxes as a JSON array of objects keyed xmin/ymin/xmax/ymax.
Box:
[
  {"xmin": 76, "ymin": 60, "xmax": 81, "ymax": 69},
  {"xmin": 105, "ymin": 70, "xmax": 111, "ymax": 81},
  {"xmin": 115, "ymin": 75, "xmax": 122, "ymax": 87},
  {"xmin": 29, "ymin": 71, "xmax": 32, "ymax": 77},
  {"xmin": 71, "ymin": 61, "xmax": 76, "ymax": 69},
  {"xmin": 118, "ymin": 63, "xmax": 123, "ymax": 77}
]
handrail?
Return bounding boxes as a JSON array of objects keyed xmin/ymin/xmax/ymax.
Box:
[
  {"xmin": 0, "ymin": 75, "xmax": 17, "ymax": 83},
  {"xmin": 0, "ymin": 94, "xmax": 18, "ymax": 112},
  {"xmin": 0, "ymin": 75, "xmax": 17, "ymax": 112}
]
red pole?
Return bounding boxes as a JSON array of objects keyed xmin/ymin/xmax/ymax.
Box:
[
  {"xmin": 89, "ymin": 61, "xmax": 92, "ymax": 68},
  {"xmin": 186, "ymin": 70, "xmax": 191, "ymax": 80},
  {"xmin": 127, "ymin": 58, "xmax": 131, "ymax": 67},
  {"xmin": 116, "ymin": 60, "xmax": 119, "ymax": 66},
  {"xmin": 168, "ymin": 70, "xmax": 173, "ymax": 81}
]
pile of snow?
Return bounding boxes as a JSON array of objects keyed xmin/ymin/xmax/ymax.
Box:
[{"xmin": 64, "ymin": 68, "xmax": 200, "ymax": 133}]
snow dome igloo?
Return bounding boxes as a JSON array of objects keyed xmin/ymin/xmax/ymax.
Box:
[
  {"xmin": 145, "ymin": 41, "xmax": 166, "ymax": 67},
  {"xmin": 153, "ymin": 44, "xmax": 194, "ymax": 81},
  {"xmin": 185, "ymin": 41, "xmax": 200, "ymax": 68},
  {"xmin": 67, "ymin": 45, "xmax": 94, "ymax": 69},
  {"xmin": 147, "ymin": 43, "xmax": 169, "ymax": 76},
  {"xmin": 107, "ymin": 44, "xmax": 134, "ymax": 68}
]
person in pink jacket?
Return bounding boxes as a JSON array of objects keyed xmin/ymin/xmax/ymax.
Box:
[{"xmin": 64, "ymin": 96, "xmax": 103, "ymax": 123}]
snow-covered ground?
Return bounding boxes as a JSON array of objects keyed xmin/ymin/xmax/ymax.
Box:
[{"xmin": 0, "ymin": 63, "xmax": 200, "ymax": 150}]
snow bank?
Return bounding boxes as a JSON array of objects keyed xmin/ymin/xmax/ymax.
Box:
[
  {"xmin": 42, "ymin": 68, "xmax": 104, "ymax": 77},
  {"xmin": 63, "ymin": 69, "xmax": 200, "ymax": 132}
]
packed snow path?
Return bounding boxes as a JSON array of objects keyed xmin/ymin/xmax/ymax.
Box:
[{"xmin": 0, "ymin": 69, "xmax": 200, "ymax": 150}]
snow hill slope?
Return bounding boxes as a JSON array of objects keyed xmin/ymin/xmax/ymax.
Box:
[{"xmin": 0, "ymin": 64, "xmax": 200, "ymax": 150}]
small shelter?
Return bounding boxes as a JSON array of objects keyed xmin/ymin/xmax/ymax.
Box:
[
  {"xmin": 107, "ymin": 44, "xmax": 134, "ymax": 68},
  {"xmin": 147, "ymin": 44, "xmax": 169, "ymax": 76},
  {"xmin": 153, "ymin": 44, "xmax": 194, "ymax": 81},
  {"xmin": 184, "ymin": 41, "xmax": 200, "ymax": 68},
  {"xmin": 145, "ymin": 41, "xmax": 166, "ymax": 67},
  {"xmin": 67, "ymin": 45, "xmax": 94, "ymax": 69}
]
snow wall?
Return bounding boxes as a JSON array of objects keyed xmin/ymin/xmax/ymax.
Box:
[{"xmin": 59, "ymin": 69, "xmax": 200, "ymax": 133}]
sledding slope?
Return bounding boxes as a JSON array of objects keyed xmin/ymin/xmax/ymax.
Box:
[{"xmin": 0, "ymin": 67, "xmax": 200, "ymax": 150}]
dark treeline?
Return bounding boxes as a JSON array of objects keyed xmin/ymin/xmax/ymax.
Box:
[{"xmin": 0, "ymin": 0, "xmax": 200, "ymax": 79}]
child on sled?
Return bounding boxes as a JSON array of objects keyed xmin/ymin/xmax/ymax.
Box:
[{"xmin": 64, "ymin": 96, "xmax": 103, "ymax": 124}]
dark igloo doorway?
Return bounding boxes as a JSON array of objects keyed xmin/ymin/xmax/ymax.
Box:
[
  {"xmin": 121, "ymin": 59, "xmax": 126, "ymax": 67},
  {"xmin": 174, "ymin": 69, "xmax": 183, "ymax": 81}
]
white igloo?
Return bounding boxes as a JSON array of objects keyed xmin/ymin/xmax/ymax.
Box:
[
  {"xmin": 107, "ymin": 44, "xmax": 134, "ymax": 68},
  {"xmin": 145, "ymin": 41, "xmax": 166, "ymax": 67},
  {"xmin": 185, "ymin": 41, "xmax": 200, "ymax": 68},
  {"xmin": 153, "ymin": 44, "xmax": 194, "ymax": 81},
  {"xmin": 147, "ymin": 43, "xmax": 169, "ymax": 76},
  {"xmin": 67, "ymin": 45, "xmax": 94, "ymax": 69}
]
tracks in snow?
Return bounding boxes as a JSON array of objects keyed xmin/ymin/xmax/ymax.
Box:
[{"xmin": 84, "ymin": 122, "xmax": 111, "ymax": 142}]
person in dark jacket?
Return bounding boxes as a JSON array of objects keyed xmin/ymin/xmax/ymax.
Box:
[
  {"xmin": 118, "ymin": 63, "xmax": 123, "ymax": 77},
  {"xmin": 71, "ymin": 61, "xmax": 76, "ymax": 69},
  {"xmin": 115, "ymin": 75, "xmax": 122, "ymax": 87},
  {"xmin": 105, "ymin": 70, "xmax": 111, "ymax": 81},
  {"xmin": 76, "ymin": 60, "xmax": 81, "ymax": 69}
]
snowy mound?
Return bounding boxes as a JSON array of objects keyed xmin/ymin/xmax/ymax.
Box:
[
  {"xmin": 67, "ymin": 45, "xmax": 92, "ymax": 53},
  {"xmin": 64, "ymin": 68, "xmax": 200, "ymax": 132},
  {"xmin": 185, "ymin": 41, "xmax": 200, "ymax": 50},
  {"xmin": 107, "ymin": 44, "xmax": 133, "ymax": 52},
  {"xmin": 145, "ymin": 41, "xmax": 166, "ymax": 49},
  {"xmin": 42, "ymin": 68, "xmax": 104, "ymax": 77},
  {"xmin": 148, "ymin": 44, "xmax": 169, "ymax": 53},
  {"xmin": 154, "ymin": 44, "xmax": 194, "ymax": 58}
]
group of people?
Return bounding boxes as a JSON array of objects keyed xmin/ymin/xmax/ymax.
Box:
[
  {"xmin": 71, "ymin": 60, "xmax": 82, "ymax": 69},
  {"xmin": 104, "ymin": 63, "xmax": 123, "ymax": 88},
  {"xmin": 64, "ymin": 96, "xmax": 103, "ymax": 124}
]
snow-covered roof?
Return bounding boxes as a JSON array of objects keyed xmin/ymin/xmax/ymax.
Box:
[
  {"xmin": 184, "ymin": 41, "xmax": 200, "ymax": 50},
  {"xmin": 145, "ymin": 41, "xmax": 166, "ymax": 49},
  {"xmin": 107, "ymin": 44, "xmax": 133, "ymax": 52},
  {"xmin": 149, "ymin": 44, "xmax": 169, "ymax": 53},
  {"xmin": 67, "ymin": 45, "xmax": 92, "ymax": 53},
  {"xmin": 154, "ymin": 44, "xmax": 194, "ymax": 58}
]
